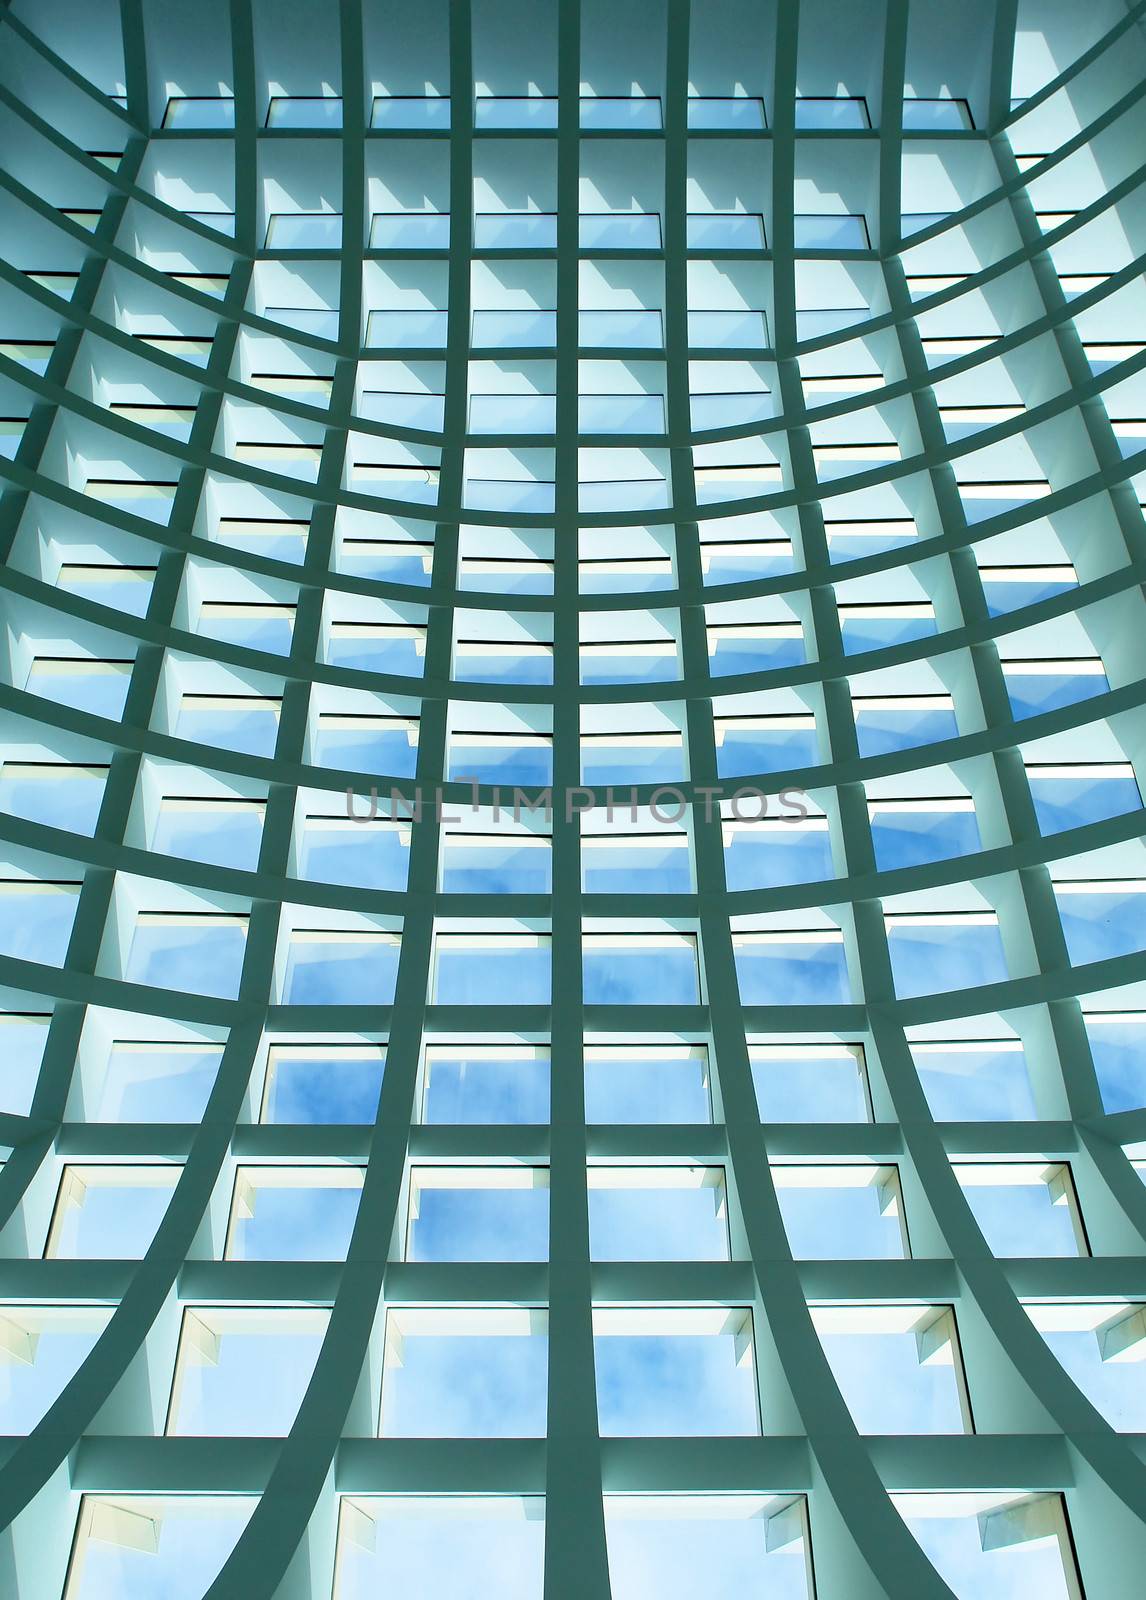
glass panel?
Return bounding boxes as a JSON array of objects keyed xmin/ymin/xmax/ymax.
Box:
[
  {"xmin": 167, "ymin": 1309, "xmax": 327, "ymax": 1435},
  {"xmin": 1085, "ymin": 1015, "xmax": 1146, "ymax": 1113},
  {"xmin": 163, "ymin": 98, "xmax": 236, "ymax": 128},
  {"xmin": 262, "ymin": 1045, "xmax": 385, "ymax": 1123},
  {"xmin": 734, "ymin": 935, "xmax": 850, "ymax": 1005},
  {"xmin": 894, "ymin": 1493, "xmax": 1079, "ymax": 1600},
  {"xmin": 588, "ymin": 1167, "xmax": 729, "ymax": 1261},
  {"xmin": 1027, "ymin": 1303, "xmax": 1146, "ymax": 1429},
  {"xmin": 124, "ymin": 917, "xmax": 247, "ymax": 998},
  {"xmin": 380, "ymin": 1310, "xmax": 548, "ymax": 1436},
  {"xmin": 793, "ymin": 214, "xmax": 870, "ymax": 248},
  {"xmin": 371, "ymin": 98, "xmax": 450, "ymax": 128},
  {"xmin": 422, "ymin": 1047, "xmax": 550, "ymax": 1123},
  {"xmin": 594, "ymin": 1309, "xmax": 760, "ymax": 1436},
  {"xmin": 266, "ymin": 97, "xmax": 343, "ymax": 128},
  {"xmin": 370, "ymin": 214, "xmax": 450, "ymax": 249},
  {"xmin": 47, "ymin": 1166, "xmax": 179, "ymax": 1258},
  {"xmin": 954, "ymin": 1163, "xmax": 1085, "ymax": 1257},
  {"xmin": 605, "ymin": 1497, "xmax": 811, "ymax": 1600},
  {"xmin": 225, "ymin": 1168, "xmax": 363, "ymax": 1260},
  {"xmin": 582, "ymin": 936, "xmax": 700, "ymax": 1005},
  {"xmin": 475, "ymin": 97, "xmax": 557, "ymax": 129},
  {"xmin": 902, "ymin": 98, "xmax": 973, "ymax": 130},
  {"xmin": 94, "ymin": 1041, "xmax": 223, "ymax": 1122},
  {"xmin": 584, "ymin": 1047, "xmax": 711, "ymax": 1123},
  {"xmin": 687, "ymin": 98, "xmax": 767, "ymax": 129},
  {"xmin": 910, "ymin": 1040, "xmax": 1037, "ymax": 1121},
  {"xmin": 64, "ymin": 1497, "xmax": 256, "ymax": 1600},
  {"xmin": 579, "ymin": 214, "xmax": 662, "ymax": 249},
  {"xmin": 432, "ymin": 936, "xmax": 551, "ymax": 1004},
  {"xmin": 750, "ymin": 1044, "xmax": 869, "ymax": 1122},
  {"xmin": 686, "ymin": 214, "xmax": 766, "ymax": 249},
  {"xmin": 333, "ymin": 1498, "xmax": 544, "ymax": 1599},
  {"xmin": 280, "ymin": 933, "xmax": 400, "ymax": 1004},
  {"xmin": 406, "ymin": 1168, "xmax": 549, "ymax": 1262},
  {"xmin": 773, "ymin": 1166, "xmax": 908, "ymax": 1259},
  {"xmin": 813, "ymin": 1306, "xmax": 969, "ymax": 1433},
  {"xmin": 0, "ymin": 764, "xmax": 105, "ymax": 835},
  {"xmin": 0, "ymin": 1308, "xmax": 111, "ymax": 1431},
  {"xmin": 886, "ymin": 917, "xmax": 1008, "ymax": 997},
  {"xmin": 474, "ymin": 214, "xmax": 557, "ymax": 249},
  {"xmin": 795, "ymin": 97, "xmax": 869, "ymax": 128},
  {"xmin": 580, "ymin": 98, "xmax": 662, "ymax": 129},
  {"xmin": 265, "ymin": 214, "xmax": 343, "ymax": 249}
]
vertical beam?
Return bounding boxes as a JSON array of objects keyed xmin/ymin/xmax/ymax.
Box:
[{"xmin": 543, "ymin": 1, "xmax": 614, "ymax": 1595}]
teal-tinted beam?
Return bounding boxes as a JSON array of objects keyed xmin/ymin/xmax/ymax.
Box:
[{"xmin": 542, "ymin": 0, "xmax": 614, "ymax": 1595}]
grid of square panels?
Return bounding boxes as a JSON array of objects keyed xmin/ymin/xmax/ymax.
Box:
[{"xmin": 0, "ymin": 0, "xmax": 1145, "ymax": 1596}]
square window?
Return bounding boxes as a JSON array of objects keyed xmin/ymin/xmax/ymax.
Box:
[
  {"xmin": 261, "ymin": 1043, "xmax": 385, "ymax": 1123},
  {"xmin": 475, "ymin": 96, "xmax": 557, "ymax": 129},
  {"xmin": 894, "ymin": 1492, "xmax": 1081, "ymax": 1600},
  {"xmin": 163, "ymin": 97, "xmax": 236, "ymax": 129},
  {"xmin": 750, "ymin": 1043, "xmax": 870, "ymax": 1122},
  {"xmin": 953, "ymin": 1163, "xmax": 1087, "ymax": 1258},
  {"xmin": 0, "ymin": 1012, "xmax": 50, "ymax": 1115},
  {"xmin": 379, "ymin": 1309, "xmax": 547, "ymax": 1437},
  {"xmin": 298, "ymin": 811, "xmax": 411, "ymax": 892},
  {"xmin": 795, "ymin": 97, "xmax": 869, "ymax": 129},
  {"xmin": 594, "ymin": 1308, "xmax": 760, "ymax": 1436},
  {"xmin": 773, "ymin": 1165, "xmax": 909, "ymax": 1259},
  {"xmin": 723, "ymin": 817, "xmax": 832, "ymax": 890},
  {"xmin": 734, "ymin": 930, "xmax": 850, "ymax": 1005},
  {"xmin": 794, "ymin": 214, "xmax": 870, "ymax": 249},
  {"xmin": 909, "ymin": 1039, "xmax": 1036, "ymax": 1121},
  {"xmin": 687, "ymin": 98, "xmax": 767, "ymax": 130},
  {"xmin": 1025, "ymin": 1302, "xmax": 1146, "ymax": 1430},
  {"xmin": 580, "ymin": 97, "xmax": 662, "ymax": 130},
  {"xmin": 93, "ymin": 1039, "xmax": 223, "ymax": 1122},
  {"xmin": 46, "ymin": 1165, "xmax": 179, "ymax": 1259},
  {"xmin": 64, "ymin": 1497, "xmax": 256, "ymax": 1600},
  {"xmin": 812, "ymin": 1305, "xmax": 972, "ymax": 1433},
  {"xmin": 371, "ymin": 97, "xmax": 450, "ymax": 129},
  {"xmin": 604, "ymin": 1496, "xmax": 811, "ymax": 1600},
  {"xmin": 224, "ymin": 1167, "xmax": 363, "ymax": 1261},
  {"xmin": 431, "ymin": 933, "xmax": 551, "ymax": 1005},
  {"xmin": 1028, "ymin": 764, "xmax": 1141, "ymax": 834},
  {"xmin": 1084, "ymin": 1013, "xmax": 1146, "ymax": 1113},
  {"xmin": 869, "ymin": 800, "xmax": 980, "ymax": 871},
  {"xmin": 0, "ymin": 762, "xmax": 106, "ymax": 836},
  {"xmin": 152, "ymin": 798, "xmax": 264, "ymax": 872},
  {"xmin": 583, "ymin": 934, "xmax": 701, "ymax": 1005},
  {"xmin": 124, "ymin": 913, "xmax": 247, "ymax": 999},
  {"xmin": 332, "ymin": 1497, "xmax": 544, "ymax": 1599},
  {"xmin": 584, "ymin": 1045, "xmax": 711, "ymax": 1123},
  {"xmin": 405, "ymin": 1167, "xmax": 549, "ymax": 1262},
  {"xmin": 440, "ymin": 826, "xmax": 552, "ymax": 894},
  {"xmin": 174, "ymin": 695, "xmax": 280, "ymax": 758},
  {"xmin": 1054, "ymin": 882, "xmax": 1146, "ymax": 966},
  {"xmin": 280, "ymin": 930, "xmax": 400, "ymax": 1005},
  {"xmin": 0, "ymin": 881, "xmax": 79, "ymax": 966},
  {"xmin": 0, "ymin": 1307, "xmax": 111, "ymax": 1432},
  {"xmin": 886, "ymin": 913, "xmax": 1008, "ymax": 998},
  {"xmin": 902, "ymin": 98, "xmax": 973, "ymax": 130},
  {"xmin": 266, "ymin": 96, "xmax": 342, "ymax": 128},
  {"xmin": 581, "ymin": 815, "xmax": 691, "ymax": 894},
  {"xmin": 265, "ymin": 213, "xmax": 343, "ymax": 249},
  {"xmin": 421, "ymin": 1046, "xmax": 550, "ymax": 1124},
  {"xmin": 588, "ymin": 1167, "xmax": 729, "ymax": 1261},
  {"xmin": 474, "ymin": 213, "xmax": 557, "ymax": 250},
  {"xmin": 166, "ymin": 1308, "xmax": 327, "ymax": 1436}
]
